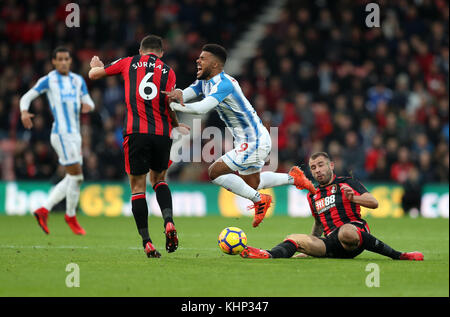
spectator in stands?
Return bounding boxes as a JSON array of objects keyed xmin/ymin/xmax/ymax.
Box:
[
  {"xmin": 401, "ymin": 166, "xmax": 423, "ymax": 218},
  {"xmin": 369, "ymin": 155, "xmax": 391, "ymax": 182},
  {"xmin": 391, "ymin": 147, "xmax": 415, "ymax": 184},
  {"xmin": 342, "ymin": 131, "xmax": 367, "ymax": 180}
]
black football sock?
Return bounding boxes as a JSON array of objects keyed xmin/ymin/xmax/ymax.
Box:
[
  {"xmin": 268, "ymin": 240, "xmax": 298, "ymax": 258},
  {"xmin": 153, "ymin": 182, "xmax": 174, "ymax": 228},
  {"xmin": 131, "ymin": 192, "xmax": 151, "ymax": 248},
  {"xmin": 359, "ymin": 231, "xmax": 402, "ymax": 259}
]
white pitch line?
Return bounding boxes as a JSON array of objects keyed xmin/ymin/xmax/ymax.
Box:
[{"xmin": 0, "ymin": 245, "xmax": 218, "ymax": 251}]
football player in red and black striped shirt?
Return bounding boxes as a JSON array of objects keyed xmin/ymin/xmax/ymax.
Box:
[
  {"xmin": 241, "ymin": 152, "xmax": 424, "ymax": 261},
  {"xmin": 89, "ymin": 35, "xmax": 182, "ymax": 258}
]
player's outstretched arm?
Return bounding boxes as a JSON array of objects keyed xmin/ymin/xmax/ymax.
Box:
[
  {"xmin": 162, "ymin": 89, "xmax": 185, "ymax": 106},
  {"xmin": 88, "ymin": 56, "xmax": 107, "ymax": 80},
  {"xmin": 162, "ymin": 79, "xmax": 203, "ymax": 105},
  {"xmin": 352, "ymin": 192, "xmax": 378, "ymax": 209},
  {"xmin": 170, "ymin": 96, "xmax": 219, "ymax": 115},
  {"xmin": 89, "ymin": 67, "xmax": 106, "ymax": 80},
  {"xmin": 341, "ymin": 184, "xmax": 378, "ymax": 209},
  {"xmin": 311, "ymin": 218, "xmax": 324, "ymax": 237}
]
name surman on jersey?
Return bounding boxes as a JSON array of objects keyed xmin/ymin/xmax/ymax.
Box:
[{"xmin": 104, "ymin": 53, "xmax": 176, "ymax": 137}]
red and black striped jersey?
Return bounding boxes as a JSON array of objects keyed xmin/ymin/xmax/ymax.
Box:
[
  {"xmin": 307, "ymin": 175, "xmax": 369, "ymax": 236},
  {"xmin": 104, "ymin": 53, "xmax": 176, "ymax": 137}
]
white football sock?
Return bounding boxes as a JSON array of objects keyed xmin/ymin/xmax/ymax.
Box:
[
  {"xmin": 257, "ymin": 172, "xmax": 294, "ymax": 190},
  {"xmin": 66, "ymin": 174, "xmax": 83, "ymax": 217},
  {"xmin": 43, "ymin": 175, "xmax": 69, "ymax": 211},
  {"xmin": 212, "ymin": 174, "xmax": 261, "ymax": 202}
]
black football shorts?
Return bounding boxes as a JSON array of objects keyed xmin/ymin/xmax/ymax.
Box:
[
  {"xmin": 320, "ymin": 221, "xmax": 370, "ymax": 259},
  {"xmin": 123, "ymin": 133, "xmax": 172, "ymax": 175}
]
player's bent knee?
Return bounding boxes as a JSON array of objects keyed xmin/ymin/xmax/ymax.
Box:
[
  {"xmin": 285, "ymin": 234, "xmax": 307, "ymax": 249},
  {"xmin": 67, "ymin": 174, "xmax": 84, "ymax": 185},
  {"xmin": 338, "ymin": 225, "xmax": 360, "ymax": 249},
  {"xmin": 208, "ymin": 164, "xmax": 226, "ymax": 181},
  {"xmin": 285, "ymin": 234, "xmax": 326, "ymax": 257},
  {"xmin": 245, "ymin": 178, "xmax": 259, "ymax": 190},
  {"xmin": 208, "ymin": 164, "xmax": 218, "ymax": 180},
  {"xmin": 209, "ymin": 159, "xmax": 232, "ymax": 181}
]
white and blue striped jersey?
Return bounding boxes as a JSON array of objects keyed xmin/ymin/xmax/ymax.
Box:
[
  {"xmin": 26, "ymin": 70, "xmax": 93, "ymax": 135},
  {"xmin": 187, "ymin": 71, "xmax": 268, "ymax": 145}
]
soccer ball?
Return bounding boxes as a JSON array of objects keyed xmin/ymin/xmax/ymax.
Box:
[{"xmin": 218, "ymin": 227, "xmax": 247, "ymax": 255}]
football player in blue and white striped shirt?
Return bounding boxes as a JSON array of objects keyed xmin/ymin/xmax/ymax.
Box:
[
  {"xmin": 20, "ymin": 47, "xmax": 95, "ymax": 235},
  {"xmin": 165, "ymin": 44, "xmax": 316, "ymax": 228}
]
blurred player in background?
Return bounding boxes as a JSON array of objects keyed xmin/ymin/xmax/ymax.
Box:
[
  {"xmin": 165, "ymin": 44, "xmax": 316, "ymax": 228},
  {"xmin": 88, "ymin": 35, "xmax": 183, "ymax": 258},
  {"xmin": 20, "ymin": 47, "xmax": 95, "ymax": 235},
  {"xmin": 240, "ymin": 152, "xmax": 424, "ymax": 261}
]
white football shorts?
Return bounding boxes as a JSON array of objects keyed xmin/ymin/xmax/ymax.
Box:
[
  {"xmin": 50, "ymin": 133, "xmax": 83, "ymax": 166},
  {"xmin": 221, "ymin": 129, "xmax": 271, "ymax": 175}
]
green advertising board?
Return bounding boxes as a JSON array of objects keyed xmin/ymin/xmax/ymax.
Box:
[{"xmin": 0, "ymin": 181, "xmax": 448, "ymax": 218}]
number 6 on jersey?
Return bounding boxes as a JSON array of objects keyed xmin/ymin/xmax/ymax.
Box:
[{"xmin": 139, "ymin": 72, "xmax": 158, "ymax": 100}]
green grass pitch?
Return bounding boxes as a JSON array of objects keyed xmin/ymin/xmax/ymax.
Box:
[{"xmin": 0, "ymin": 214, "xmax": 448, "ymax": 297}]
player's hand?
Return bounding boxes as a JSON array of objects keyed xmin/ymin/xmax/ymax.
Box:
[
  {"xmin": 176, "ymin": 123, "xmax": 191, "ymax": 135},
  {"xmin": 81, "ymin": 103, "xmax": 93, "ymax": 113},
  {"xmin": 90, "ymin": 56, "xmax": 104, "ymax": 68},
  {"xmin": 162, "ymin": 88, "xmax": 184, "ymax": 106},
  {"xmin": 20, "ymin": 111, "xmax": 34, "ymax": 129},
  {"xmin": 169, "ymin": 101, "xmax": 182, "ymax": 112},
  {"xmin": 340, "ymin": 184, "xmax": 355, "ymax": 202}
]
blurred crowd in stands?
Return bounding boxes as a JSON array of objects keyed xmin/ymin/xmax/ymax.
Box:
[{"xmin": 0, "ymin": 0, "xmax": 448, "ymax": 191}]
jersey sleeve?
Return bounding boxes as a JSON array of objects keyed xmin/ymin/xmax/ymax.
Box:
[
  {"xmin": 32, "ymin": 75, "xmax": 50, "ymax": 94},
  {"xmin": 209, "ymin": 79, "xmax": 233, "ymax": 103},
  {"xmin": 188, "ymin": 80, "xmax": 203, "ymax": 96},
  {"xmin": 170, "ymin": 96, "xmax": 218, "ymax": 114},
  {"xmin": 165, "ymin": 69, "xmax": 177, "ymax": 104},
  {"xmin": 307, "ymin": 193, "xmax": 318, "ymax": 219},
  {"xmin": 80, "ymin": 76, "xmax": 89, "ymax": 96},
  {"xmin": 104, "ymin": 57, "xmax": 127, "ymax": 75},
  {"xmin": 345, "ymin": 178, "xmax": 369, "ymax": 195},
  {"xmin": 167, "ymin": 69, "xmax": 176, "ymax": 91}
]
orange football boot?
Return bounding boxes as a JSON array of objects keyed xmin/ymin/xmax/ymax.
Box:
[
  {"xmin": 289, "ymin": 166, "xmax": 316, "ymax": 194},
  {"xmin": 64, "ymin": 215, "xmax": 86, "ymax": 235},
  {"xmin": 399, "ymin": 251, "xmax": 424, "ymax": 261},
  {"xmin": 240, "ymin": 246, "xmax": 272, "ymax": 259},
  {"xmin": 248, "ymin": 193, "xmax": 272, "ymax": 227},
  {"xmin": 33, "ymin": 207, "xmax": 49, "ymax": 234}
]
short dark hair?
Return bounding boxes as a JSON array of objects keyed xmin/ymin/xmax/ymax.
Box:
[
  {"xmin": 140, "ymin": 35, "xmax": 163, "ymax": 52},
  {"xmin": 309, "ymin": 152, "xmax": 331, "ymax": 162},
  {"xmin": 202, "ymin": 44, "xmax": 227, "ymax": 64},
  {"xmin": 52, "ymin": 46, "xmax": 70, "ymax": 59}
]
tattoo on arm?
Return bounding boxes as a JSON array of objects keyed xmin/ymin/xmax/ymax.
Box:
[{"xmin": 311, "ymin": 220, "xmax": 324, "ymax": 237}]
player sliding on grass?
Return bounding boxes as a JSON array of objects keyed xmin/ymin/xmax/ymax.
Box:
[
  {"xmin": 164, "ymin": 44, "xmax": 316, "ymax": 227},
  {"xmin": 241, "ymin": 151, "xmax": 424, "ymax": 261},
  {"xmin": 20, "ymin": 47, "xmax": 95, "ymax": 236}
]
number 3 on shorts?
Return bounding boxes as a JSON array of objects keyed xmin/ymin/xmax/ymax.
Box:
[{"xmin": 139, "ymin": 72, "xmax": 158, "ymax": 100}]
